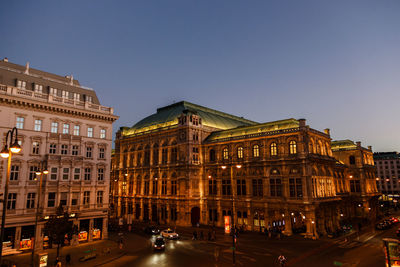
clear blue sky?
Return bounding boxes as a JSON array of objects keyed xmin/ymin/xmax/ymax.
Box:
[{"xmin": 1, "ymin": 0, "xmax": 399, "ymax": 151}]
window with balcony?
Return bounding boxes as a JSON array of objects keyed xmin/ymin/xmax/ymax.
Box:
[
  {"xmin": 73, "ymin": 93, "xmax": 80, "ymax": 101},
  {"xmin": 50, "ymin": 87, "xmax": 58, "ymax": 96},
  {"xmin": 62, "ymin": 90, "xmax": 69, "ymax": 98},
  {"xmin": 51, "ymin": 122, "xmax": 58, "ymax": 133},
  {"xmin": 34, "ymin": 84, "xmax": 43, "ymax": 93},
  {"xmin": 16, "ymin": 80, "xmax": 26, "ymax": 89},
  {"xmin": 34, "ymin": 119, "xmax": 42, "ymax": 131},
  {"xmin": 16, "ymin": 117, "xmax": 24, "ymax": 129}
]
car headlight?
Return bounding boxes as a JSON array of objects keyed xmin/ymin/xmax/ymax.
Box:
[{"xmin": 161, "ymin": 244, "xmax": 165, "ymax": 247}]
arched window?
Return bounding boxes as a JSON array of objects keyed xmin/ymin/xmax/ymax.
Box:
[
  {"xmin": 253, "ymin": 145, "xmax": 260, "ymax": 158},
  {"xmin": 144, "ymin": 145, "xmax": 150, "ymax": 166},
  {"xmin": 223, "ymin": 147, "xmax": 229, "ymax": 160},
  {"xmin": 237, "ymin": 147, "xmax": 243, "ymax": 159},
  {"xmin": 270, "ymin": 143, "xmax": 277, "ymax": 156},
  {"xmin": 289, "ymin": 141, "xmax": 297, "ymax": 154},
  {"xmin": 349, "ymin": 156, "xmax": 356, "ymax": 165},
  {"xmin": 209, "ymin": 149, "xmax": 216, "ymax": 162},
  {"xmin": 153, "ymin": 143, "xmax": 159, "ymax": 165}
]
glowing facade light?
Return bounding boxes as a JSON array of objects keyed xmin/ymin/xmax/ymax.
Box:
[
  {"xmin": 221, "ymin": 166, "xmax": 227, "ymax": 170},
  {"xmin": 43, "ymin": 170, "xmax": 49, "ymax": 175},
  {"xmin": 10, "ymin": 141, "xmax": 21, "ymax": 153},
  {"xmin": 236, "ymin": 165, "xmax": 242, "ymax": 169},
  {"xmin": 0, "ymin": 147, "xmax": 9, "ymax": 158}
]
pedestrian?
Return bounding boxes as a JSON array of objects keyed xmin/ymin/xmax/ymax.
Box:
[
  {"xmin": 55, "ymin": 257, "xmax": 62, "ymax": 267},
  {"xmin": 66, "ymin": 254, "xmax": 71, "ymax": 265},
  {"xmin": 192, "ymin": 231, "xmax": 197, "ymax": 240},
  {"xmin": 278, "ymin": 254, "xmax": 287, "ymax": 267}
]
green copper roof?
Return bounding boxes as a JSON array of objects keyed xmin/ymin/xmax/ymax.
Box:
[
  {"xmin": 122, "ymin": 101, "xmax": 257, "ymax": 136},
  {"xmin": 331, "ymin": 140, "xmax": 357, "ymax": 151},
  {"xmin": 205, "ymin": 118, "xmax": 300, "ymax": 142}
]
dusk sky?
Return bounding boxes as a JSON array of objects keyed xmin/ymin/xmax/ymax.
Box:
[{"xmin": 1, "ymin": 1, "xmax": 399, "ymax": 151}]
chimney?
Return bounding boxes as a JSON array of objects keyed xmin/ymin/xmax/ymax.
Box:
[
  {"xmin": 3, "ymin": 57, "xmax": 8, "ymax": 62},
  {"xmin": 324, "ymin": 128, "xmax": 330, "ymax": 135},
  {"xmin": 356, "ymin": 141, "xmax": 361, "ymax": 148},
  {"xmin": 24, "ymin": 62, "xmax": 30, "ymax": 74},
  {"xmin": 299, "ymin": 119, "xmax": 306, "ymax": 127}
]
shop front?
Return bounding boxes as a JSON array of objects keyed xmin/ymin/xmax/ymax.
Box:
[
  {"xmin": 79, "ymin": 219, "xmax": 90, "ymax": 243},
  {"xmin": 20, "ymin": 225, "xmax": 35, "ymax": 251},
  {"xmin": 93, "ymin": 218, "xmax": 103, "ymax": 240}
]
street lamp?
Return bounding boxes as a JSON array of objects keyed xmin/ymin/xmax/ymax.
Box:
[
  {"xmin": 31, "ymin": 162, "xmax": 48, "ymax": 265},
  {"xmin": 221, "ymin": 163, "xmax": 241, "ymax": 266},
  {"xmin": 0, "ymin": 127, "xmax": 21, "ymax": 263}
]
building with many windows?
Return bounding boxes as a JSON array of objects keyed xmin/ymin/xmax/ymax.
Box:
[
  {"xmin": 111, "ymin": 101, "xmax": 379, "ymax": 238},
  {"xmin": 374, "ymin": 152, "xmax": 400, "ymax": 195},
  {"xmin": 0, "ymin": 58, "xmax": 117, "ymax": 252}
]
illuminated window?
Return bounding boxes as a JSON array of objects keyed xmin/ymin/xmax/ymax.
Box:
[
  {"xmin": 73, "ymin": 125, "xmax": 80, "ymax": 136},
  {"xmin": 16, "ymin": 117, "xmax": 24, "ymax": 129},
  {"xmin": 270, "ymin": 143, "xmax": 277, "ymax": 156},
  {"xmin": 253, "ymin": 145, "xmax": 260, "ymax": 158},
  {"xmin": 223, "ymin": 148, "xmax": 229, "ymax": 160},
  {"xmin": 34, "ymin": 119, "xmax": 42, "ymax": 131},
  {"xmin": 289, "ymin": 141, "xmax": 297, "ymax": 154},
  {"xmin": 100, "ymin": 129, "xmax": 106, "ymax": 139},
  {"xmin": 87, "ymin": 127, "xmax": 93, "ymax": 138},
  {"xmin": 51, "ymin": 122, "xmax": 58, "ymax": 133},
  {"xmin": 237, "ymin": 147, "xmax": 243, "ymax": 159}
]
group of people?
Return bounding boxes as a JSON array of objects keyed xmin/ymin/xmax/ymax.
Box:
[
  {"xmin": 264, "ymin": 226, "xmax": 284, "ymax": 239},
  {"xmin": 192, "ymin": 229, "xmax": 217, "ymax": 241}
]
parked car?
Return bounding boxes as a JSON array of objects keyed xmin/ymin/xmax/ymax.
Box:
[
  {"xmin": 161, "ymin": 229, "xmax": 179, "ymax": 239},
  {"xmin": 144, "ymin": 226, "xmax": 160, "ymax": 235},
  {"xmin": 153, "ymin": 236, "xmax": 166, "ymax": 251}
]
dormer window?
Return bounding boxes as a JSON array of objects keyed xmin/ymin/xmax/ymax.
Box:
[
  {"xmin": 16, "ymin": 80, "xmax": 26, "ymax": 89},
  {"xmin": 50, "ymin": 87, "xmax": 58, "ymax": 96},
  {"xmin": 74, "ymin": 93, "xmax": 80, "ymax": 101},
  {"xmin": 34, "ymin": 84, "xmax": 43, "ymax": 93},
  {"xmin": 62, "ymin": 90, "xmax": 69, "ymax": 98},
  {"xmin": 85, "ymin": 95, "xmax": 93, "ymax": 103}
]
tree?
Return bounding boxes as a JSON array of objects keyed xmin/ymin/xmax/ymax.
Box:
[{"xmin": 43, "ymin": 205, "xmax": 76, "ymax": 258}]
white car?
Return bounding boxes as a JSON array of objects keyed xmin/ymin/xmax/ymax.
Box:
[{"xmin": 161, "ymin": 229, "xmax": 179, "ymax": 239}]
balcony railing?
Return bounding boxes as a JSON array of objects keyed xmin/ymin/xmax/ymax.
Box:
[{"xmin": 0, "ymin": 84, "xmax": 114, "ymax": 115}]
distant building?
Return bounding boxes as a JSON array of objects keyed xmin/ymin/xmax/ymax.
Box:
[
  {"xmin": 111, "ymin": 101, "xmax": 379, "ymax": 238},
  {"xmin": 374, "ymin": 152, "xmax": 400, "ymax": 195},
  {"xmin": 0, "ymin": 58, "xmax": 118, "ymax": 252}
]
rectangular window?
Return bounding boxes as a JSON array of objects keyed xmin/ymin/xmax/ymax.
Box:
[
  {"xmin": 63, "ymin": 123, "xmax": 69, "ymax": 134},
  {"xmin": 85, "ymin": 95, "xmax": 93, "ymax": 103},
  {"xmin": 99, "ymin": 147, "xmax": 105, "ymax": 159},
  {"xmin": 26, "ymin": 193, "xmax": 36, "ymax": 209},
  {"xmin": 162, "ymin": 180, "xmax": 167, "ymax": 195},
  {"xmin": 16, "ymin": 117, "xmax": 24, "ymax": 129},
  {"xmin": 73, "ymin": 93, "xmax": 80, "ymax": 101},
  {"xmin": 47, "ymin": 192, "xmax": 56, "ymax": 207},
  {"xmin": 152, "ymin": 180, "xmax": 158, "ymax": 195},
  {"xmin": 144, "ymin": 181, "xmax": 150, "ymax": 195},
  {"xmin": 61, "ymin": 144, "xmax": 68, "ymax": 155},
  {"xmin": 87, "ymin": 127, "xmax": 93, "ymax": 137},
  {"xmin": 96, "ymin": 191, "xmax": 103, "ymax": 204},
  {"xmin": 73, "ymin": 125, "xmax": 80, "ymax": 136},
  {"xmin": 17, "ymin": 80, "xmax": 26, "ymax": 89},
  {"xmin": 100, "ymin": 129, "xmax": 106, "ymax": 139},
  {"xmin": 72, "ymin": 145, "xmax": 79, "ymax": 156},
  {"xmin": 71, "ymin": 192, "xmax": 79, "ymax": 206},
  {"xmin": 171, "ymin": 180, "xmax": 177, "ymax": 195},
  {"xmin": 62, "ymin": 90, "xmax": 69, "ymax": 98},
  {"xmin": 252, "ymin": 179, "xmax": 263, "ymax": 197},
  {"xmin": 62, "ymin": 168, "xmax": 69, "ymax": 180},
  {"xmin": 7, "ymin": 193, "xmax": 17, "ymax": 210},
  {"xmin": 270, "ymin": 178, "xmax": 282, "ymax": 197},
  {"xmin": 86, "ymin": 147, "xmax": 92, "ymax": 158},
  {"xmin": 83, "ymin": 191, "xmax": 90, "ymax": 205},
  {"xmin": 29, "ymin": 166, "xmax": 39, "ymax": 181},
  {"xmin": 10, "ymin": 165, "xmax": 19, "ymax": 181},
  {"xmin": 32, "ymin": 141, "xmax": 40, "ymax": 155},
  {"xmin": 51, "ymin": 122, "xmax": 58, "ymax": 133},
  {"xmin": 162, "ymin": 148, "xmax": 168, "ymax": 164},
  {"xmin": 60, "ymin": 192, "xmax": 68, "ymax": 206},
  {"xmin": 350, "ymin": 180, "xmax": 361, "ymax": 193},
  {"xmin": 49, "ymin": 143, "xmax": 57, "ymax": 154},
  {"xmin": 84, "ymin": 168, "xmax": 91, "ymax": 181},
  {"xmin": 289, "ymin": 178, "xmax": 303, "ymax": 198},
  {"xmin": 74, "ymin": 168, "xmax": 80, "ymax": 180},
  {"xmin": 34, "ymin": 119, "xmax": 42, "ymax": 131},
  {"xmin": 222, "ymin": 180, "xmax": 231, "ymax": 195},
  {"xmin": 50, "ymin": 87, "xmax": 58, "ymax": 96},
  {"xmin": 97, "ymin": 168, "xmax": 104, "ymax": 181},
  {"xmin": 237, "ymin": 179, "xmax": 246, "ymax": 196},
  {"xmin": 50, "ymin": 167, "xmax": 58, "ymax": 180},
  {"xmin": 209, "ymin": 179, "xmax": 217, "ymax": 195}
]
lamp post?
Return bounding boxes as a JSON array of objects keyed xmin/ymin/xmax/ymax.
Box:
[
  {"xmin": 30, "ymin": 162, "xmax": 48, "ymax": 265},
  {"xmin": 0, "ymin": 127, "xmax": 22, "ymax": 263},
  {"xmin": 221, "ymin": 163, "xmax": 241, "ymax": 266}
]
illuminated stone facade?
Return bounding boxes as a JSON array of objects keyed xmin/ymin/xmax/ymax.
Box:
[
  {"xmin": 0, "ymin": 58, "xmax": 117, "ymax": 251},
  {"xmin": 112, "ymin": 101, "xmax": 379, "ymax": 238}
]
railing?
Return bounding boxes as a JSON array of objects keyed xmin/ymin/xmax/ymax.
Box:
[{"xmin": 0, "ymin": 84, "xmax": 114, "ymax": 115}]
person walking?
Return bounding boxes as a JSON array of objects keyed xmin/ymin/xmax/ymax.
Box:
[
  {"xmin": 278, "ymin": 254, "xmax": 287, "ymax": 267},
  {"xmin": 65, "ymin": 254, "xmax": 71, "ymax": 266}
]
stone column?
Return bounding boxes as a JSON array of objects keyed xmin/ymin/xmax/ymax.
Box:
[
  {"xmin": 34, "ymin": 224, "xmax": 44, "ymax": 251},
  {"xmin": 88, "ymin": 219, "xmax": 94, "ymax": 242},
  {"xmin": 102, "ymin": 217, "xmax": 108, "ymax": 239},
  {"xmin": 15, "ymin": 226, "xmax": 21, "ymax": 249}
]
